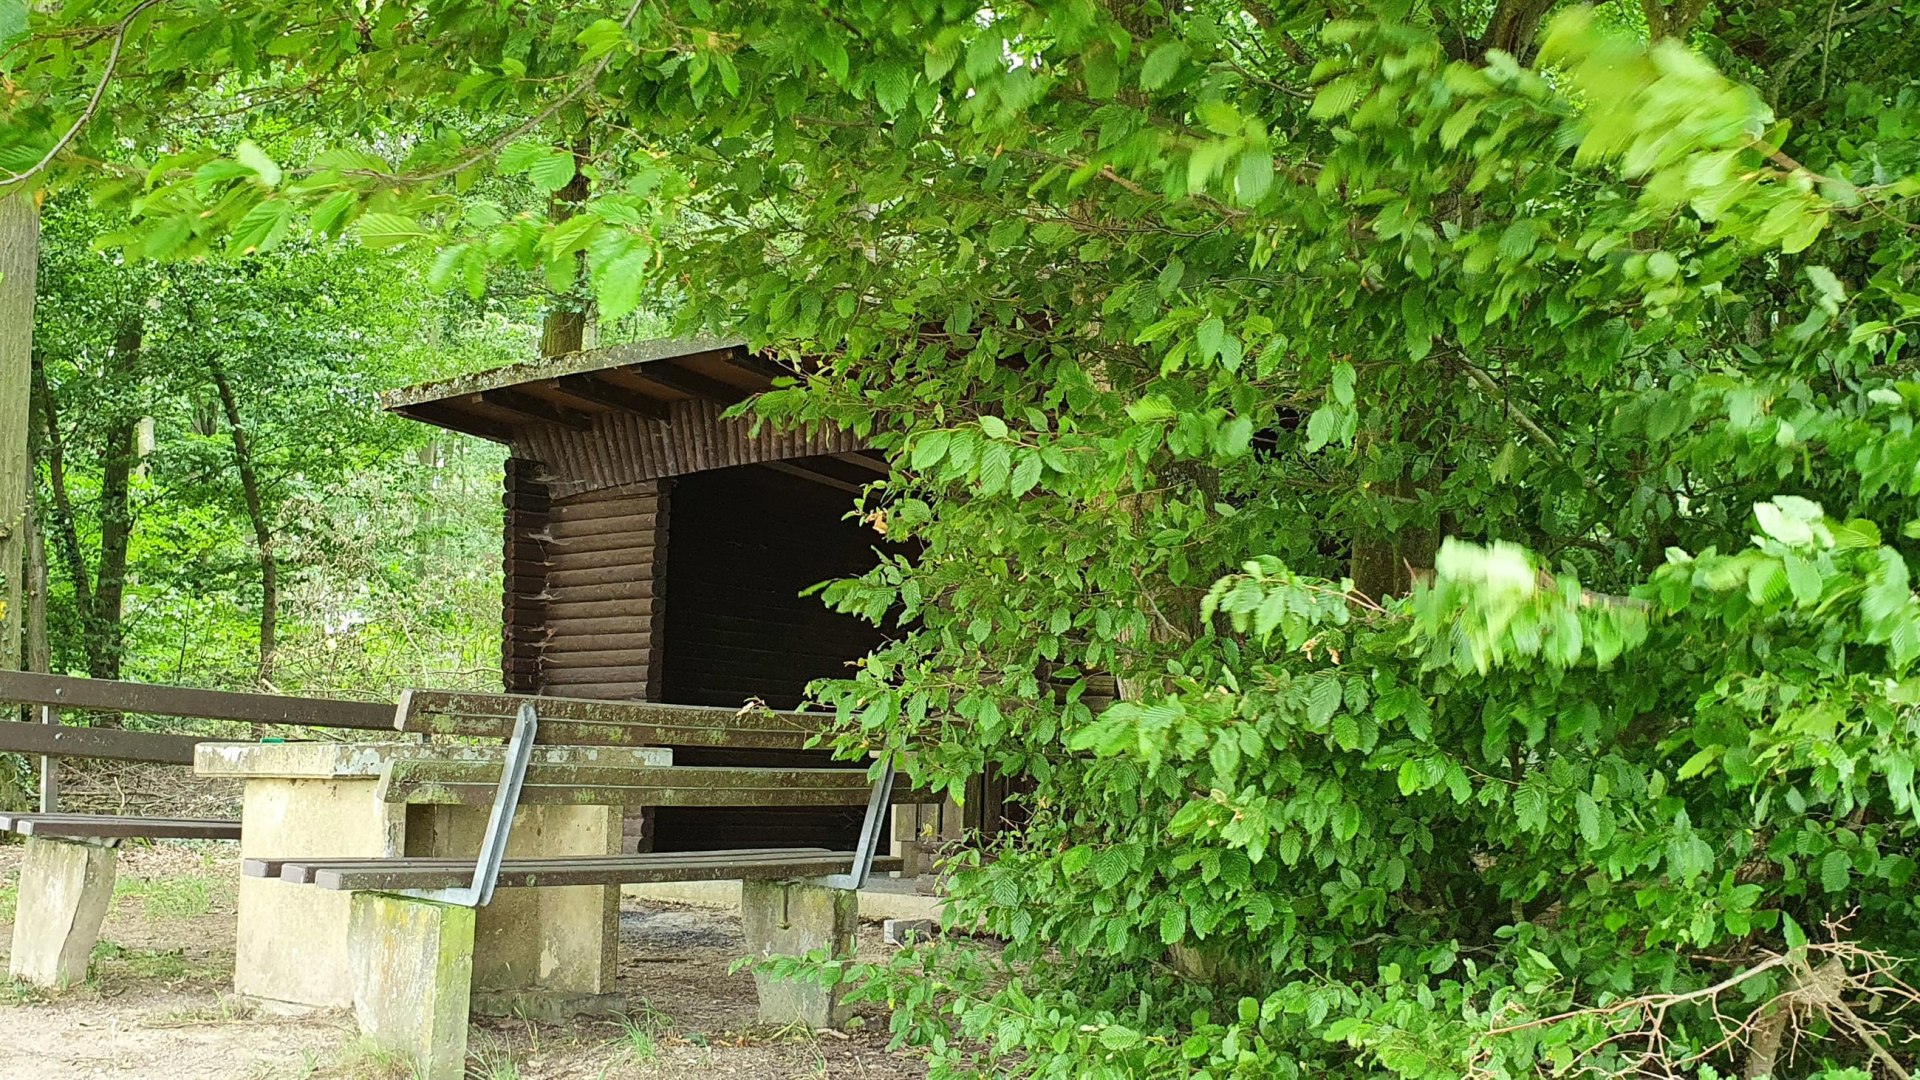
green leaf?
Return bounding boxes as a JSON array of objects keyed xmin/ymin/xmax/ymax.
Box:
[
  {"xmin": 0, "ymin": 0, "xmax": 25, "ymax": 48},
  {"xmin": 354, "ymin": 212, "xmax": 433, "ymax": 250},
  {"xmin": 1159, "ymin": 905, "xmax": 1187, "ymax": 944},
  {"xmin": 234, "ymin": 140, "xmax": 281, "ymax": 188},
  {"xmin": 1140, "ymin": 42, "xmax": 1185, "ymax": 91},
  {"xmin": 1820, "ymin": 849, "xmax": 1852, "ymax": 893},
  {"xmin": 1099, "ymin": 1024, "xmax": 1142, "ymax": 1050},
  {"xmin": 1574, "ymin": 792, "xmax": 1602, "ymax": 845},
  {"xmin": 529, "ymin": 150, "xmax": 577, "ymax": 194},
  {"xmin": 911, "ymin": 430, "xmax": 951, "ymax": 471},
  {"xmin": 1010, "ymin": 452, "xmax": 1043, "ymax": 497},
  {"xmin": 226, "ymin": 198, "xmax": 292, "ymax": 255},
  {"xmin": 1231, "ymin": 151, "xmax": 1274, "ymax": 204},
  {"xmin": 1783, "ymin": 554, "xmax": 1822, "ymax": 607},
  {"xmin": 575, "ymin": 17, "xmax": 628, "ymax": 60}
]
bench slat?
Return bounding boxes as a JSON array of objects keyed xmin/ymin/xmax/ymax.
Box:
[
  {"xmin": 276, "ymin": 851, "xmax": 906, "ymax": 891},
  {"xmin": 241, "ymin": 847, "xmax": 835, "ymax": 882},
  {"xmin": 0, "ymin": 721, "xmax": 208, "ymax": 765},
  {"xmin": 0, "ymin": 671, "xmax": 392, "ymax": 730},
  {"xmin": 376, "ymin": 760, "xmax": 914, "ymax": 808},
  {"xmin": 0, "ymin": 812, "xmax": 241, "ymax": 840},
  {"xmin": 396, "ymin": 690, "xmax": 822, "ymax": 750}
]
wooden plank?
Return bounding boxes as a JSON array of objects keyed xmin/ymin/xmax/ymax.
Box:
[
  {"xmin": 295, "ymin": 853, "xmax": 904, "ymax": 891},
  {"xmin": 549, "ymin": 495, "xmax": 660, "ymax": 523},
  {"xmin": 0, "ymin": 719, "xmax": 214, "ymax": 765},
  {"xmin": 545, "ymin": 597, "xmax": 659, "ymax": 619},
  {"xmin": 541, "ymin": 614, "xmax": 657, "ymax": 636},
  {"xmin": 548, "ymin": 521, "xmax": 660, "ymax": 544},
  {"xmin": 248, "ymin": 847, "xmax": 837, "ymax": 883},
  {"xmin": 759, "ymin": 460, "xmax": 862, "ymax": 494},
  {"xmin": 546, "ymin": 564, "xmax": 656, "ymax": 589},
  {"xmin": 396, "ymin": 690, "xmax": 820, "ymax": 749},
  {"xmin": 0, "ymin": 813, "xmax": 240, "ymax": 840},
  {"xmin": 532, "ymin": 664, "xmax": 655, "ymax": 684},
  {"xmin": 474, "ymin": 388, "xmax": 594, "ymax": 431},
  {"xmin": 541, "ymin": 636, "xmax": 652, "ymax": 658},
  {"xmin": 541, "ymin": 648, "xmax": 653, "ymax": 669},
  {"xmin": 630, "ymin": 361, "xmax": 754, "ymax": 404},
  {"xmin": 377, "ymin": 762, "xmax": 907, "ymax": 809},
  {"xmin": 396, "ymin": 401, "xmax": 515, "ymax": 442},
  {"xmin": 0, "ymin": 671, "xmax": 393, "ymax": 730},
  {"xmin": 542, "ymin": 546, "xmax": 653, "ymax": 573},
  {"xmin": 552, "ymin": 373, "xmax": 671, "ymax": 421}
]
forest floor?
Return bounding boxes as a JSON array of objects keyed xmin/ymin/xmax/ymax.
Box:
[{"xmin": 0, "ymin": 842, "xmax": 929, "ymax": 1079}]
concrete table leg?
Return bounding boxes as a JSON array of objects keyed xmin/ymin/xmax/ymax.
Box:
[
  {"xmin": 347, "ymin": 893, "xmax": 475, "ymax": 1080},
  {"xmin": 8, "ymin": 836, "xmax": 118, "ymax": 989},
  {"xmin": 741, "ymin": 880, "xmax": 857, "ymax": 1029}
]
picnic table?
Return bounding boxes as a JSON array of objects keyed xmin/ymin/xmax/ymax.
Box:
[{"xmin": 193, "ymin": 738, "xmax": 670, "ymax": 1015}]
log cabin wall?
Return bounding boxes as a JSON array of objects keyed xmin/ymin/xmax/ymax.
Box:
[
  {"xmin": 538, "ymin": 481, "xmax": 668, "ymax": 701},
  {"xmin": 501, "ymin": 458, "xmax": 550, "ymax": 695}
]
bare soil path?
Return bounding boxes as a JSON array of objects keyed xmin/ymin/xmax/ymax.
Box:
[{"xmin": 0, "ymin": 843, "xmax": 927, "ymax": 1079}]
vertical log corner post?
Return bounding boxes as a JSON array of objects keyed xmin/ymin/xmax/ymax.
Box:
[
  {"xmin": 0, "ymin": 192, "xmax": 41, "ymax": 669},
  {"xmin": 503, "ymin": 458, "xmax": 551, "ymax": 695}
]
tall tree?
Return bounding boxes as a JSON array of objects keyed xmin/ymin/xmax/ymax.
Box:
[{"xmin": 0, "ymin": 192, "xmax": 36, "ymax": 670}]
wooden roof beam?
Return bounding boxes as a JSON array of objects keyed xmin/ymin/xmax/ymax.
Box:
[
  {"xmin": 630, "ymin": 361, "xmax": 754, "ymax": 404},
  {"xmin": 397, "ymin": 401, "xmax": 516, "ymax": 442},
  {"xmin": 473, "ymin": 388, "xmax": 595, "ymax": 431},
  {"xmin": 833, "ymin": 452, "xmax": 890, "ymax": 476},
  {"xmin": 551, "ymin": 374, "xmax": 671, "ymax": 421},
  {"xmin": 759, "ymin": 459, "xmax": 863, "ymax": 495},
  {"xmin": 721, "ymin": 351, "xmax": 801, "ymax": 387}
]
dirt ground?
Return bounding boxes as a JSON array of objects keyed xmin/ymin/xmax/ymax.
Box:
[{"xmin": 0, "ymin": 842, "xmax": 929, "ymax": 1079}]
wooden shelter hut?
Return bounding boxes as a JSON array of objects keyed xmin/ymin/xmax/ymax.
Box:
[{"xmin": 383, "ymin": 336, "xmax": 915, "ymax": 856}]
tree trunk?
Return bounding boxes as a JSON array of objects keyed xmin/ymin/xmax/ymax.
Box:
[
  {"xmin": 209, "ymin": 357, "xmax": 276, "ymax": 685},
  {"xmin": 540, "ymin": 139, "xmax": 594, "ymax": 356},
  {"xmin": 84, "ymin": 318, "xmax": 142, "ymax": 682},
  {"xmin": 0, "ymin": 192, "xmax": 38, "ymax": 670},
  {"xmin": 34, "ymin": 356, "xmax": 97, "ymax": 627}
]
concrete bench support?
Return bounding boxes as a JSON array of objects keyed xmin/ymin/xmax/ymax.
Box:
[
  {"xmin": 347, "ymin": 892, "xmax": 475, "ymax": 1080},
  {"xmin": 741, "ymin": 880, "xmax": 857, "ymax": 1029},
  {"xmin": 8, "ymin": 836, "xmax": 118, "ymax": 989}
]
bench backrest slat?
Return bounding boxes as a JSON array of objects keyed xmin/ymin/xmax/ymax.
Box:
[
  {"xmin": 0, "ymin": 719, "xmax": 206, "ymax": 765},
  {"xmin": 0, "ymin": 670, "xmax": 393, "ymax": 730},
  {"xmin": 377, "ymin": 759, "xmax": 914, "ymax": 809},
  {"xmin": 395, "ymin": 690, "xmax": 823, "ymax": 750}
]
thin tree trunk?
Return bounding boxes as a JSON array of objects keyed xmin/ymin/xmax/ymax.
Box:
[
  {"xmin": 33, "ymin": 357, "xmax": 97, "ymax": 624},
  {"xmin": 209, "ymin": 357, "xmax": 276, "ymax": 685},
  {"xmin": 0, "ymin": 192, "xmax": 38, "ymax": 670},
  {"xmin": 540, "ymin": 137, "xmax": 594, "ymax": 356},
  {"xmin": 87, "ymin": 317, "xmax": 143, "ymax": 681}
]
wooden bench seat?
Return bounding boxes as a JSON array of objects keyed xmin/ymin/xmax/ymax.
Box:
[
  {"xmin": 246, "ymin": 848, "xmax": 906, "ymax": 891},
  {"xmin": 2, "ymin": 811, "xmax": 243, "ymax": 988},
  {"xmin": 0, "ymin": 812, "xmax": 240, "ymax": 841}
]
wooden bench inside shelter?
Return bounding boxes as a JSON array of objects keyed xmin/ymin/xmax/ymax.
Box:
[
  {"xmin": 249, "ymin": 688, "xmax": 908, "ymax": 1080},
  {"xmin": 0, "ymin": 670, "xmax": 392, "ymax": 988}
]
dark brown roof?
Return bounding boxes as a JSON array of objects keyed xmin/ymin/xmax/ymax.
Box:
[{"xmin": 382, "ymin": 336, "xmax": 795, "ymax": 443}]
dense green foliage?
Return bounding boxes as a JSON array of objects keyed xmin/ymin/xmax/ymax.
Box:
[
  {"xmin": 8, "ymin": 0, "xmax": 1920, "ymax": 1075},
  {"xmin": 30, "ymin": 199, "xmax": 515, "ymax": 691}
]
